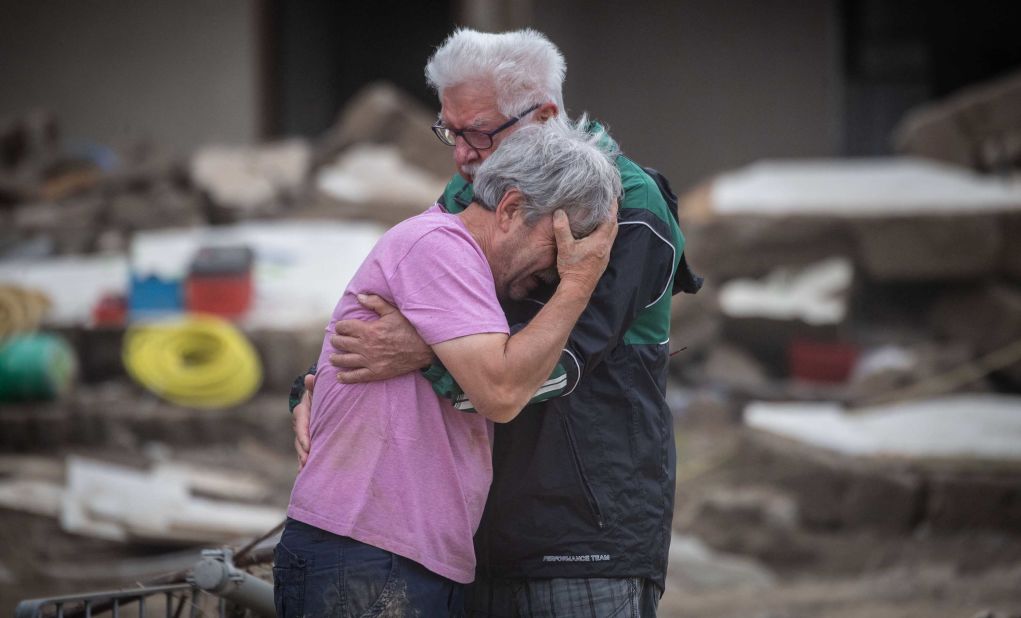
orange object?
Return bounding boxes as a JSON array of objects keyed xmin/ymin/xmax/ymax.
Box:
[
  {"xmin": 184, "ymin": 246, "xmax": 255, "ymax": 319},
  {"xmin": 185, "ymin": 275, "xmax": 253, "ymax": 319}
]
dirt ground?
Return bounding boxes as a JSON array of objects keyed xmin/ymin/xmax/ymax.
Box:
[
  {"xmin": 2, "ymin": 385, "xmax": 1020, "ymax": 617},
  {"xmin": 661, "ymin": 422, "xmax": 1021, "ymax": 618}
]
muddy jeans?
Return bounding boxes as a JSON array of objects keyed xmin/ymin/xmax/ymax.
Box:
[{"xmin": 273, "ymin": 518, "xmax": 465, "ymax": 617}]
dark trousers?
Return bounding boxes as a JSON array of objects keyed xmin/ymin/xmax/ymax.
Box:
[
  {"xmin": 465, "ymin": 576, "xmax": 661, "ymax": 617},
  {"xmin": 273, "ymin": 518, "xmax": 465, "ymax": 617}
]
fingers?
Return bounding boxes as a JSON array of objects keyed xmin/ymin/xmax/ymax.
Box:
[
  {"xmin": 304, "ymin": 373, "xmax": 315, "ymax": 396},
  {"xmin": 552, "ymin": 209, "xmax": 574, "ymax": 249},
  {"xmin": 583, "ymin": 208, "xmax": 618, "ymax": 249},
  {"xmin": 337, "ymin": 368, "xmax": 376, "ymax": 384},
  {"xmin": 295, "ymin": 437, "xmax": 308, "ymax": 470},
  {"xmin": 293, "ymin": 390, "xmax": 311, "ymax": 469},
  {"xmin": 329, "ymin": 334, "xmax": 361, "ymax": 353},
  {"xmin": 334, "ymin": 319, "xmax": 367, "ymax": 338},
  {"xmin": 356, "ymin": 293, "xmax": 396, "ymax": 317},
  {"xmin": 329, "ymin": 352, "xmax": 366, "ymax": 369}
]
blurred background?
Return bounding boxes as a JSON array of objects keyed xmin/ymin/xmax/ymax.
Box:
[{"xmin": 1, "ymin": 1, "xmax": 1020, "ymax": 616}]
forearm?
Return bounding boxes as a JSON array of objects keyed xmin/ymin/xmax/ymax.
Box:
[
  {"xmin": 500, "ymin": 284, "xmax": 587, "ymax": 396},
  {"xmin": 454, "ymin": 280, "xmax": 591, "ymax": 422}
]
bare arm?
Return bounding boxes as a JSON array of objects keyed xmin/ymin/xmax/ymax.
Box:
[{"xmin": 432, "ymin": 208, "xmax": 617, "ymax": 423}]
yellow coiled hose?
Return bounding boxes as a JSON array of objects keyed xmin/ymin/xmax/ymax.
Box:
[{"xmin": 123, "ymin": 315, "xmax": 262, "ymax": 409}]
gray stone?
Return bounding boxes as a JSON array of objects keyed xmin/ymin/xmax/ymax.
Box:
[
  {"xmin": 927, "ymin": 475, "xmax": 1021, "ymax": 532},
  {"xmin": 681, "ymin": 215, "xmax": 856, "ymax": 282},
  {"xmin": 929, "ymin": 283, "xmax": 1021, "ymax": 386},
  {"xmin": 669, "ymin": 281, "xmax": 721, "ymax": 359},
  {"xmin": 1001, "ymin": 211, "xmax": 1021, "ymax": 280},
  {"xmin": 894, "ymin": 67, "xmax": 1021, "ymax": 172},
  {"xmin": 852, "ymin": 214, "xmax": 1002, "ymax": 281},
  {"xmin": 841, "ymin": 471, "xmax": 922, "ymax": 532},
  {"xmin": 315, "ymin": 81, "xmax": 452, "ymax": 179},
  {"xmin": 667, "ymin": 533, "xmax": 777, "ymax": 593},
  {"xmin": 704, "ymin": 344, "xmax": 771, "ymax": 391}
]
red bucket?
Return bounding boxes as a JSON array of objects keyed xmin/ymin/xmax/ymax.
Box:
[{"xmin": 788, "ymin": 339, "xmax": 859, "ymax": 383}]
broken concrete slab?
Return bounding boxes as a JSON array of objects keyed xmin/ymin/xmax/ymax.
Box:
[
  {"xmin": 850, "ymin": 214, "xmax": 1002, "ymax": 280},
  {"xmin": 315, "ymin": 81, "xmax": 452, "ymax": 179},
  {"xmin": 0, "ymin": 480, "xmax": 63, "ymax": 517},
  {"xmin": 314, "ymin": 143, "xmax": 447, "ymax": 227},
  {"xmin": 152, "ymin": 462, "xmax": 270, "ymax": 502},
  {"xmin": 703, "ymin": 344, "xmax": 772, "ymax": 392},
  {"xmin": 684, "ymin": 158, "xmax": 1021, "ymax": 282},
  {"xmin": 928, "ymin": 283, "xmax": 1021, "ymax": 387},
  {"xmin": 682, "ymin": 487, "xmax": 817, "ymax": 566},
  {"xmin": 667, "ymin": 533, "xmax": 777, "ymax": 593},
  {"xmin": 894, "ymin": 68, "xmax": 1021, "ymax": 172},
  {"xmin": 719, "ymin": 258, "xmax": 852, "ymax": 325},
  {"xmin": 711, "ymin": 158, "xmax": 1021, "ymax": 217},
  {"xmin": 926, "ymin": 475, "xmax": 1021, "ymax": 532},
  {"xmin": 743, "ymin": 395, "xmax": 1021, "ymax": 532},
  {"xmin": 745, "ymin": 395, "xmax": 1021, "ymax": 461},
  {"xmin": 190, "ymin": 139, "xmax": 310, "ymax": 216},
  {"xmin": 668, "ymin": 280, "xmax": 721, "ymax": 360},
  {"xmin": 61, "ymin": 456, "xmax": 284, "ymax": 544}
]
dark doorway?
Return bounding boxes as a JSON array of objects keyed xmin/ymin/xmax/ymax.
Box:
[
  {"xmin": 262, "ymin": 1, "xmax": 455, "ymax": 138},
  {"xmin": 841, "ymin": 0, "xmax": 1021, "ymax": 155}
]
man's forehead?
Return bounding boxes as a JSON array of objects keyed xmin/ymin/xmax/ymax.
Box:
[
  {"xmin": 439, "ymin": 106, "xmax": 502, "ymax": 129},
  {"xmin": 440, "ymin": 83, "xmax": 503, "ymax": 128}
]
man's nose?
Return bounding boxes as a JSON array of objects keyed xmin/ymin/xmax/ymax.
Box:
[{"xmin": 454, "ymin": 136, "xmax": 479, "ymax": 164}]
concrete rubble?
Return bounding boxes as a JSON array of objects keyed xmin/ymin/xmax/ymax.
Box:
[
  {"xmin": 0, "ymin": 455, "xmax": 283, "ymax": 545},
  {"xmin": 2, "ymin": 68, "xmax": 1020, "ymax": 615},
  {"xmin": 894, "ymin": 68, "xmax": 1021, "ymax": 173}
]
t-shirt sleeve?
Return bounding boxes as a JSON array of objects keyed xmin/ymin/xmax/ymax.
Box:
[{"xmin": 387, "ymin": 226, "xmax": 509, "ymax": 346}]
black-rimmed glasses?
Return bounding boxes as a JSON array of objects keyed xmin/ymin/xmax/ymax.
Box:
[{"xmin": 432, "ymin": 104, "xmax": 541, "ymax": 150}]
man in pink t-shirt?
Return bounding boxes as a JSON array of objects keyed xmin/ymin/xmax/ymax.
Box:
[{"xmin": 275, "ymin": 123, "xmax": 622, "ymax": 617}]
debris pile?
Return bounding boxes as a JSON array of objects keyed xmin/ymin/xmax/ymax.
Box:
[
  {"xmin": 0, "ymin": 82, "xmax": 449, "ymax": 410},
  {"xmin": 674, "ymin": 156, "xmax": 1021, "ymax": 405}
]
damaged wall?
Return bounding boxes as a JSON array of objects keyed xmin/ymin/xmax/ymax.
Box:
[{"xmin": 0, "ymin": 1, "xmax": 260, "ymax": 155}]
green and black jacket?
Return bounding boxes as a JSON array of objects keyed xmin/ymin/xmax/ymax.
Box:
[{"xmin": 433, "ymin": 126, "xmax": 691, "ymax": 589}]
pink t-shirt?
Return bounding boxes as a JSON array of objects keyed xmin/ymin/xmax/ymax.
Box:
[{"xmin": 287, "ymin": 210, "xmax": 509, "ymax": 584}]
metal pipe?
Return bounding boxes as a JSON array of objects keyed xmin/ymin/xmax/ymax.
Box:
[{"xmin": 187, "ymin": 549, "xmax": 274, "ymax": 617}]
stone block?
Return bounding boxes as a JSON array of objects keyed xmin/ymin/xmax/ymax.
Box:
[
  {"xmin": 926, "ymin": 474, "xmax": 1021, "ymax": 532},
  {"xmin": 929, "ymin": 283, "xmax": 1021, "ymax": 386},
  {"xmin": 852, "ymin": 214, "xmax": 1002, "ymax": 281},
  {"xmin": 841, "ymin": 471, "xmax": 922, "ymax": 532},
  {"xmin": 682, "ymin": 215, "xmax": 855, "ymax": 282}
]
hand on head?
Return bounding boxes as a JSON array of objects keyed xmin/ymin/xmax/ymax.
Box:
[{"xmin": 552, "ymin": 200, "xmax": 618, "ymax": 292}]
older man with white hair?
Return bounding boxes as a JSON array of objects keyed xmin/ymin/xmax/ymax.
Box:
[{"xmin": 290, "ymin": 28, "xmax": 699, "ymax": 617}]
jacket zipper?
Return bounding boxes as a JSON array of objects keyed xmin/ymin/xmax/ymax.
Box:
[{"xmin": 561, "ymin": 413, "xmax": 605, "ymax": 529}]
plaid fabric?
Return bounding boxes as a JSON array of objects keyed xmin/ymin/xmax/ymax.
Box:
[{"xmin": 465, "ymin": 576, "xmax": 660, "ymax": 617}]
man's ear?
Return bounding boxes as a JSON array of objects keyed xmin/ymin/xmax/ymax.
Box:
[
  {"xmin": 536, "ymin": 102, "xmax": 559, "ymax": 124},
  {"xmin": 495, "ymin": 189, "xmax": 524, "ymax": 232}
]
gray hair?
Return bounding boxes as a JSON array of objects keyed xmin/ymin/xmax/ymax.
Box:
[
  {"xmin": 425, "ymin": 28, "xmax": 566, "ymax": 118},
  {"xmin": 472, "ymin": 118, "xmax": 621, "ymax": 237}
]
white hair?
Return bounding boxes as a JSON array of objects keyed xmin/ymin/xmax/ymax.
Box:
[
  {"xmin": 473, "ymin": 117, "xmax": 621, "ymax": 237},
  {"xmin": 425, "ymin": 28, "xmax": 567, "ymax": 118}
]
